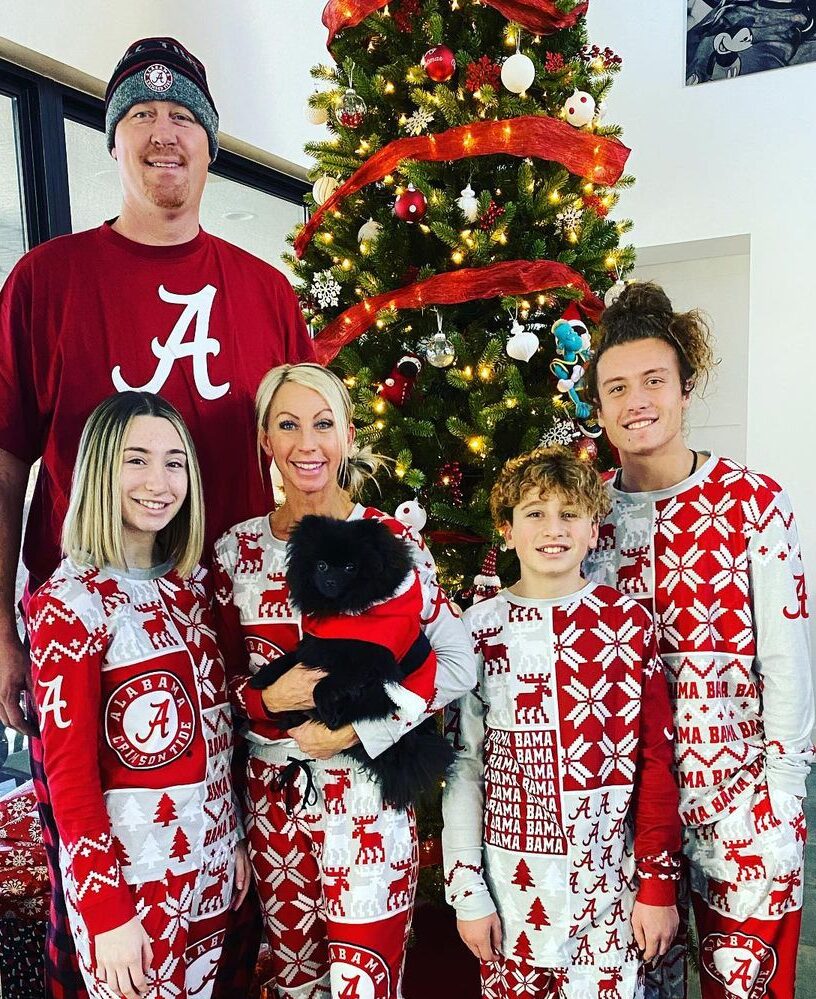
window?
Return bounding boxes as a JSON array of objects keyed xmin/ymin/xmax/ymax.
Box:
[
  {"xmin": 0, "ymin": 93, "xmax": 27, "ymax": 281},
  {"xmin": 0, "ymin": 60, "xmax": 307, "ymax": 788}
]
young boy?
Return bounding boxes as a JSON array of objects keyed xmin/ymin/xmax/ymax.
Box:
[{"xmin": 442, "ymin": 446, "xmax": 682, "ymax": 999}]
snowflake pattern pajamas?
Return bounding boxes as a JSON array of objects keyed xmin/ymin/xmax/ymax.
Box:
[
  {"xmin": 585, "ymin": 455, "xmax": 815, "ymax": 999},
  {"xmin": 443, "ymin": 584, "xmax": 681, "ymax": 999}
]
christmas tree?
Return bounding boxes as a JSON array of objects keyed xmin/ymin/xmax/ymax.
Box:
[
  {"xmin": 511, "ymin": 856, "xmax": 535, "ymax": 892},
  {"xmin": 288, "ymin": 0, "xmax": 633, "ymax": 595},
  {"xmin": 153, "ymin": 793, "xmax": 178, "ymax": 828},
  {"xmin": 170, "ymin": 826, "xmax": 192, "ymax": 863},
  {"xmin": 527, "ymin": 895, "xmax": 550, "ymax": 930},
  {"xmin": 513, "ymin": 929, "xmax": 534, "ymax": 964}
]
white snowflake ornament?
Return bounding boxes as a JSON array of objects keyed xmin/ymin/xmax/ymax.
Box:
[
  {"xmin": 540, "ymin": 419, "xmax": 579, "ymax": 448},
  {"xmin": 555, "ymin": 207, "xmax": 582, "ymax": 235},
  {"xmin": 404, "ymin": 107, "xmax": 435, "ymax": 136},
  {"xmin": 311, "ymin": 270, "xmax": 341, "ymax": 309}
]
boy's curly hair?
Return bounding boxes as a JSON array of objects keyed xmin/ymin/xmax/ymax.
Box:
[
  {"xmin": 585, "ymin": 281, "xmax": 718, "ymax": 403},
  {"xmin": 489, "ymin": 446, "xmax": 610, "ymax": 529}
]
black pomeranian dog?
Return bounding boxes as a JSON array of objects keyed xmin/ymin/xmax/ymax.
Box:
[{"xmin": 249, "ymin": 514, "xmax": 454, "ymax": 809}]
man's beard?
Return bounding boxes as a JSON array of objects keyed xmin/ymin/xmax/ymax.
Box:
[{"xmin": 144, "ymin": 177, "xmax": 190, "ymax": 210}]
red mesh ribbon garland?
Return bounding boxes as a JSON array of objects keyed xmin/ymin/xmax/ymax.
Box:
[
  {"xmin": 322, "ymin": 0, "xmax": 588, "ymax": 45},
  {"xmin": 313, "ymin": 258, "xmax": 604, "ymax": 364},
  {"xmin": 483, "ymin": 0, "xmax": 588, "ymax": 33},
  {"xmin": 296, "ymin": 115, "xmax": 630, "ymax": 258}
]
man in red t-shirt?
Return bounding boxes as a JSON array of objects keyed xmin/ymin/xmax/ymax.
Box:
[{"xmin": 0, "ymin": 36, "xmax": 313, "ymax": 998}]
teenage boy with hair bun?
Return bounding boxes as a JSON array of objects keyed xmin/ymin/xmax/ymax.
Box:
[{"xmin": 584, "ymin": 281, "xmax": 814, "ymax": 999}]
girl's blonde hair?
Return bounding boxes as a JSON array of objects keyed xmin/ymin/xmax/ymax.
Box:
[
  {"xmin": 62, "ymin": 392, "xmax": 204, "ymax": 577},
  {"xmin": 255, "ymin": 363, "xmax": 384, "ymax": 499}
]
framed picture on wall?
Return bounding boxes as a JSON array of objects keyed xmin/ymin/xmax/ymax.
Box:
[{"xmin": 686, "ymin": 0, "xmax": 816, "ymax": 84}]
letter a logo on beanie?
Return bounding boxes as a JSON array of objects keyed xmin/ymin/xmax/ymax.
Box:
[{"xmin": 144, "ymin": 64, "xmax": 174, "ymax": 93}]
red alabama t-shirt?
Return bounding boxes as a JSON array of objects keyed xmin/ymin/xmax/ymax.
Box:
[{"xmin": 0, "ymin": 222, "xmax": 315, "ymax": 583}]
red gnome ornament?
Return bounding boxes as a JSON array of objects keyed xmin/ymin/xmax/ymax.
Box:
[
  {"xmin": 472, "ymin": 547, "xmax": 501, "ymax": 603},
  {"xmin": 379, "ymin": 354, "xmax": 422, "ymax": 407}
]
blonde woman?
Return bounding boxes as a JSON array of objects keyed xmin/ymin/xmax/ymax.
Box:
[
  {"xmin": 213, "ymin": 362, "xmax": 474, "ymax": 999},
  {"xmin": 27, "ymin": 392, "xmax": 249, "ymax": 999}
]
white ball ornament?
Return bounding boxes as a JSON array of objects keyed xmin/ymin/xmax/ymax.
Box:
[
  {"xmin": 506, "ymin": 320, "xmax": 540, "ymax": 363},
  {"xmin": 312, "ymin": 175, "xmax": 339, "ymax": 205},
  {"xmin": 456, "ymin": 184, "xmax": 480, "ymax": 223},
  {"xmin": 305, "ymin": 99, "xmax": 328, "ymax": 126},
  {"xmin": 564, "ymin": 90, "xmax": 596, "ymax": 128},
  {"xmin": 394, "ymin": 499, "xmax": 427, "ymax": 532},
  {"xmin": 501, "ymin": 52, "xmax": 536, "ymax": 94},
  {"xmin": 357, "ymin": 217, "xmax": 382, "ymax": 244}
]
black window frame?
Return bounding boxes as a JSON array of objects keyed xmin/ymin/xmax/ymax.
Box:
[{"xmin": 0, "ymin": 57, "xmax": 308, "ymax": 254}]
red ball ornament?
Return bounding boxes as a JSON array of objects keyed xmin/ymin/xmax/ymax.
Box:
[
  {"xmin": 394, "ymin": 183, "xmax": 427, "ymax": 223},
  {"xmin": 422, "ymin": 45, "xmax": 457, "ymax": 82},
  {"xmin": 572, "ymin": 436, "xmax": 598, "ymax": 463}
]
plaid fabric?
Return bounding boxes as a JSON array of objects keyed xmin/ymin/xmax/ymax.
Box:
[{"xmin": 28, "ymin": 728, "xmax": 88, "ymax": 999}]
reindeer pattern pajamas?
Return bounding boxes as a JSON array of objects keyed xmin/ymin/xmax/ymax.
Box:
[
  {"xmin": 443, "ymin": 584, "xmax": 681, "ymax": 999},
  {"xmin": 213, "ymin": 504, "xmax": 474, "ymax": 999},
  {"xmin": 27, "ymin": 559, "xmax": 239, "ymax": 999},
  {"xmin": 585, "ymin": 455, "xmax": 815, "ymax": 999}
]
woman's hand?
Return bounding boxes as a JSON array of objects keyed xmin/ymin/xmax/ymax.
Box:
[
  {"xmin": 94, "ymin": 916, "xmax": 153, "ymax": 999},
  {"xmin": 261, "ymin": 664, "xmax": 327, "ymax": 714},
  {"xmin": 288, "ymin": 720, "xmax": 359, "ymax": 759},
  {"xmin": 457, "ymin": 913, "xmax": 503, "ymax": 963},
  {"xmin": 231, "ymin": 840, "xmax": 252, "ymax": 911}
]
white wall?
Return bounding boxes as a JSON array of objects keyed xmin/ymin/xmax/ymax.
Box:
[
  {"xmin": 586, "ymin": 3, "xmax": 816, "ymax": 601},
  {"xmin": 0, "ymin": 0, "xmax": 327, "ymax": 171},
  {"xmin": 635, "ymin": 239, "xmax": 751, "ymax": 463}
]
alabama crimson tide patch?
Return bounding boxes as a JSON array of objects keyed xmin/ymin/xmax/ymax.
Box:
[
  {"xmin": 245, "ymin": 634, "xmax": 292, "ymax": 674},
  {"xmin": 105, "ymin": 670, "xmax": 196, "ymax": 769},
  {"xmin": 143, "ymin": 64, "xmax": 173, "ymax": 92},
  {"xmin": 328, "ymin": 943, "xmax": 390, "ymax": 999},
  {"xmin": 701, "ymin": 932, "xmax": 777, "ymax": 999}
]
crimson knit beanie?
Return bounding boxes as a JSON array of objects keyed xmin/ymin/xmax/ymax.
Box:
[{"xmin": 105, "ymin": 37, "xmax": 219, "ymax": 160}]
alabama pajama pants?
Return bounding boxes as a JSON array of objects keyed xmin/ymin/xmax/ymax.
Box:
[
  {"xmin": 243, "ymin": 742, "xmax": 418, "ymax": 999},
  {"xmin": 64, "ymin": 863, "xmax": 233, "ymax": 999},
  {"xmin": 644, "ymin": 781, "xmax": 806, "ymax": 999}
]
